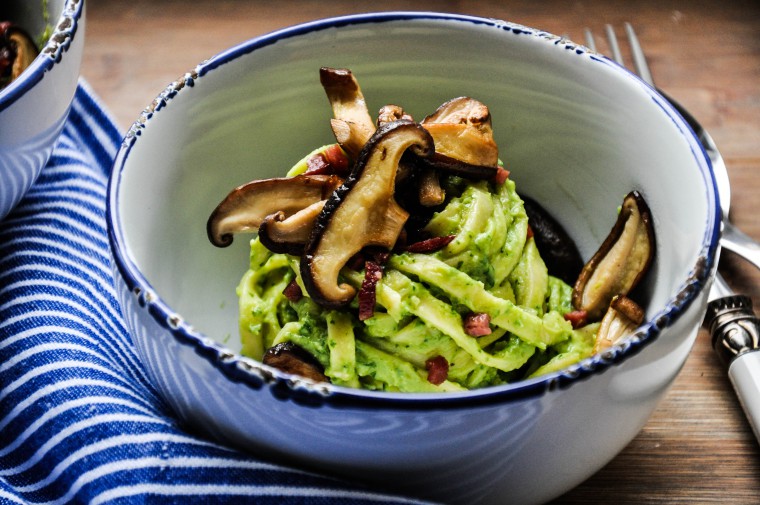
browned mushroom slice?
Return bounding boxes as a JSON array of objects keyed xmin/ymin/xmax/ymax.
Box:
[
  {"xmin": 421, "ymin": 152, "xmax": 500, "ymax": 180},
  {"xmin": 1, "ymin": 23, "xmax": 39, "ymax": 84},
  {"xmin": 421, "ymin": 123, "xmax": 499, "ymax": 168},
  {"xmin": 522, "ymin": 195, "xmax": 584, "ymax": 286},
  {"xmin": 377, "ymin": 104, "xmax": 413, "ymax": 126},
  {"xmin": 301, "ymin": 121, "xmax": 435, "ymax": 308},
  {"xmin": 417, "ymin": 167, "xmax": 446, "ymax": 206},
  {"xmin": 207, "ymin": 174, "xmax": 342, "ymax": 247},
  {"xmin": 8, "ymin": 29, "xmax": 37, "ymax": 80},
  {"xmin": 421, "ymin": 96, "xmax": 499, "ymax": 168},
  {"xmin": 572, "ymin": 191, "xmax": 655, "ymax": 320},
  {"xmin": 328, "ymin": 119, "xmax": 370, "ymax": 159},
  {"xmin": 593, "ymin": 295, "xmax": 645, "ymax": 353},
  {"xmin": 320, "ymin": 67, "xmax": 376, "ymax": 159},
  {"xmin": 423, "ymin": 96, "xmax": 493, "ymax": 128},
  {"xmin": 262, "ymin": 342, "xmax": 329, "ymax": 382},
  {"xmin": 376, "ymin": 105, "xmax": 443, "ymax": 205},
  {"xmin": 258, "ymin": 201, "xmax": 325, "ymax": 255}
]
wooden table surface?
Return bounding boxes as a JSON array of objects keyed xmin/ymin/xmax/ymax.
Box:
[{"xmin": 82, "ymin": 1, "xmax": 760, "ymax": 503}]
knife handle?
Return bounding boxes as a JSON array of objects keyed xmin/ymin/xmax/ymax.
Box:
[
  {"xmin": 705, "ymin": 295, "xmax": 760, "ymax": 442},
  {"xmin": 728, "ymin": 351, "xmax": 760, "ymax": 442}
]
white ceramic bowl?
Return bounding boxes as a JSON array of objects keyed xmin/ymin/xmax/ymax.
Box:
[
  {"xmin": 0, "ymin": 0, "xmax": 85, "ymax": 220},
  {"xmin": 107, "ymin": 13, "xmax": 720, "ymax": 505}
]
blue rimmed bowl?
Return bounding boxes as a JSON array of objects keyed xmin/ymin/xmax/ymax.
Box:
[
  {"xmin": 106, "ymin": 12, "xmax": 719, "ymax": 505},
  {"xmin": 0, "ymin": 0, "xmax": 85, "ymax": 221}
]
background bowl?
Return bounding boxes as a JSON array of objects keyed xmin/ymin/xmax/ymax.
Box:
[
  {"xmin": 0, "ymin": 0, "xmax": 85, "ymax": 221},
  {"xmin": 107, "ymin": 12, "xmax": 719, "ymax": 505}
]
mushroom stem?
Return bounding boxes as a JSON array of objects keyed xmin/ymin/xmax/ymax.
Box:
[
  {"xmin": 320, "ymin": 67, "xmax": 376, "ymax": 159},
  {"xmin": 593, "ymin": 295, "xmax": 645, "ymax": 353}
]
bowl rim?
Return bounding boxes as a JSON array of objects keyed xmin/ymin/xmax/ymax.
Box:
[
  {"xmin": 107, "ymin": 11, "xmax": 721, "ymax": 410},
  {"xmin": 0, "ymin": 0, "xmax": 85, "ymax": 112}
]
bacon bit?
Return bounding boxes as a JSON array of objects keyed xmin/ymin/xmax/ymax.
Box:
[
  {"xmin": 304, "ymin": 145, "xmax": 351, "ymax": 177},
  {"xmin": 305, "ymin": 153, "xmax": 331, "ymax": 175},
  {"xmin": 322, "ymin": 144, "xmax": 350, "ymax": 176},
  {"xmin": 282, "ymin": 279, "xmax": 303, "ymax": 302},
  {"xmin": 493, "ymin": 166, "xmax": 510, "ymax": 185},
  {"xmin": 405, "ymin": 234, "xmax": 456, "ymax": 253},
  {"xmin": 564, "ymin": 310, "xmax": 588, "ymax": 329},
  {"xmin": 526, "ymin": 224, "xmax": 534, "ymax": 239},
  {"xmin": 358, "ymin": 260, "xmax": 383, "ymax": 321},
  {"xmin": 463, "ymin": 312, "xmax": 492, "ymax": 336},
  {"xmin": 425, "ymin": 355, "xmax": 449, "ymax": 385}
]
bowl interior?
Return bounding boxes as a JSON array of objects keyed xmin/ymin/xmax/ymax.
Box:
[{"xmin": 113, "ymin": 15, "xmax": 716, "ymax": 370}]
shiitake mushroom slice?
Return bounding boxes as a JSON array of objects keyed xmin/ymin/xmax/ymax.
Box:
[
  {"xmin": 377, "ymin": 104, "xmax": 413, "ymax": 126},
  {"xmin": 262, "ymin": 342, "xmax": 329, "ymax": 383},
  {"xmin": 320, "ymin": 67, "xmax": 375, "ymax": 159},
  {"xmin": 301, "ymin": 121, "xmax": 435, "ymax": 308},
  {"xmin": 593, "ymin": 295, "xmax": 645, "ymax": 353},
  {"xmin": 421, "ymin": 96, "xmax": 499, "ymax": 168},
  {"xmin": 572, "ymin": 191, "xmax": 655, "ymax": 321},
  {"xmin": 522, "ymin": 195, "xmax": 584, "ymax": 286},
  {"xmin": 376, "ymin": 104, "xmax": 445, "ymax": 207},
  {"xmin": 1, "ymin": 22, "xmax": 39, "ymax": 85},
  {"xmin": 257, "ymin": 202, "xmax": 326, "ymax": 256},
  {"xmin": 206, "ymin": 174, "xmax": 342, "ymax": 247}
]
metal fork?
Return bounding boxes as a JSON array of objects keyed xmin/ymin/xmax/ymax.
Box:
[
  {"xmin": 584, "ymin": 23, "xmax": 760, "ymax": 273},
  {"xmin": 585, "ymin": 24, "xmax": 760, "ymax": 443}
]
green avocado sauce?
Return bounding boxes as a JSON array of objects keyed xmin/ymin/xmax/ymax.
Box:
[{"xmin": 237, "ymin": 143, "xmax": 595, "ymax": 392}]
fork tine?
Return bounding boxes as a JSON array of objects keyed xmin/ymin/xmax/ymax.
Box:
[
  {"xmin": 625, "ymin": 23, "xmax": 654, "ymax": 86},
  {"xmin": 605, "ymin": 24, "xmax": 624, "ymax": 65},
  {"xmin": 583, "ymin": 28, "xmax": 597, "ymax": 52}
]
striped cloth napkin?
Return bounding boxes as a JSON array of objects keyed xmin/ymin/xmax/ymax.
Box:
[{"xmin": 0, "ymin": 82, "xmax": 434, "ymax": 505}]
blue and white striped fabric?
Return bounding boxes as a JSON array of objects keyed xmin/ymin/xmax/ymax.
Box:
[{"xmin": 0, "ymin": 82, "xmax": 433, "ymax": 505}]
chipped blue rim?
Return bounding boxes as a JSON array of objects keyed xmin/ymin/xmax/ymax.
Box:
[
  {"xmin": 0, "ymin": 0, "xmax": 84, "ymax": 112},
  {"xmin": 107, "ymin": 11, "xmax": 720, "ymax": 410}
]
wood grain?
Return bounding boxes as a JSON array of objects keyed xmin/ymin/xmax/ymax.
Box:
[{"xmin": 81, "ymin": 0, "xmax": 760, "ymax": 502}]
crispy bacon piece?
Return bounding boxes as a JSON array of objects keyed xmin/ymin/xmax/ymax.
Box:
[
  {"xmin": 305, "ymin": 145, "xmax": 351, "ymax": 177},
  {"xmin": 405, "ymin": 234, "xmax": 456, "ymax": 254},
  {"xmin": 358, "ymin": 260, "xmax": 383, "ymax": 321},
  {"xmin": 563, "ymin": 309, "xmax": 589, "ymax": 329},
  {"xmin": 425, "ymin": 355, "xmax": 449, "ymax": 385},
  {"xmin": 282, "ymin": 279, "xmax": 303, "ymax": 302},
  {"xmin": 493, "ymin": 165, "xmax": 510, "ymax": 184},
  {"xmin": 463, "ymin": 312, "xmax": 492, "ymax": 336},
  {"xmin": 323, "ymin": 144, "xmax": 350, "ymax": 175},
  {"xmin": 305, "ymin": 153, "xmax": 330, "ymax": 175}
]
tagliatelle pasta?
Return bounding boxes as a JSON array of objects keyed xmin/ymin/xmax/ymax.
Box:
[
  {"xmin": 208, "ymin": 68, "xmax": 655, "ymax": 392},
  {"xmin": 234, "ymin": 150, "xmax": 599, "ymax": 392}
]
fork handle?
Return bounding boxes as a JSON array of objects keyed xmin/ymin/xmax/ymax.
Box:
[{"xmin": 721, "ymin": 221, "xmax": 760, "ymax": 271}]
